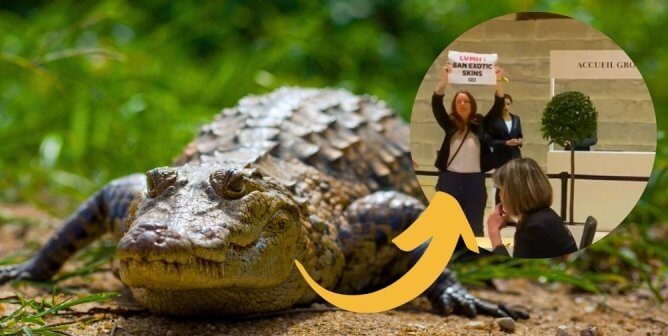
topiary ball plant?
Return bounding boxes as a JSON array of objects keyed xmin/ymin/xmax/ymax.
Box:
[
  {"xmin": 541, "ymin": 91, "xmax": 598, "ymax": 148},
  {"xmin": 541, "ymin": 91, "xmax": 598, "ymax": 225}
]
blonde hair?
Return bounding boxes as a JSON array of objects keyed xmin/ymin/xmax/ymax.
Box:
[{"xmin": 493, "ymin": 158, "xmax": 553, "ymax": 224}]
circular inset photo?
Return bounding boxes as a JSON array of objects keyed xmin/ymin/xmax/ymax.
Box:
[{"xmin": 409, "ymin": 12, "xmax": 656, "ymax": 258}]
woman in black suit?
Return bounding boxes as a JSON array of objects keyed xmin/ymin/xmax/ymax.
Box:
[
  {"xmin": 485, "ymin": 94, "xmax": 523, "ymax": 204},
  {"xmin": 486, "ymin": 158, "xmax": 577, "ymax": 258},
  {"xmin": 432, "ymin": 62, "xmax": 505, "ymax": 236}
]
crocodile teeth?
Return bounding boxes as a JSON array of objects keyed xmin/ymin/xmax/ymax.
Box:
[{"xmin": 194, "ymin": 257, "xmax": 224, "ymax": 277}]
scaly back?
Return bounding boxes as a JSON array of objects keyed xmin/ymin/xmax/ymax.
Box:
[{"xmin": 175, "ymin": 87, "xmax": 422, "ymax": 198}]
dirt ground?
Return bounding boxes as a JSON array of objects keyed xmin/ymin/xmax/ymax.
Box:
[{"xmin": 1, "ymin": 204, "xmax": 667, "ymax": 336}]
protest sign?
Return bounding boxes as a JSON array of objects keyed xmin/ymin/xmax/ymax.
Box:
[{"xmin": 447, "ymin": 51, "xmax": 497, "ymax": 85}]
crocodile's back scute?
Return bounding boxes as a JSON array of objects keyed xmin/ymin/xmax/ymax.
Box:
[{"xmin": 174, "ymin": 88, "xmax": 422, "ymax": 199}]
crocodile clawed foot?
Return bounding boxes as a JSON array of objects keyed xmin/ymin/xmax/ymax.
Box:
[
  {"xmin": 429, "ymin": 280, "xmax": 530, "ymax": 319},
  {"xmin": 0, "ymin": 261, "xmax": 44, "ymax": 285},
  {"xmin": 0, "ymin": 265, "xmax": 23, "ymax": 285}
]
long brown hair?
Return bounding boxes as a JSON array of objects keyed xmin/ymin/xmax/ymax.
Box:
[
  {"xmin": 450, "ymin": 90, "xmax": 482, "ymax": 132},
  {"xmin": 493, "ymin": 158, "xmax": 553, "ymax": 226}
]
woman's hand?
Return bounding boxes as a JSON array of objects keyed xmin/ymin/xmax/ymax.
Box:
[
  {"xmin": 495, "ymin": 66, "xmax": 505, "ymax": 82},
  {"xmin": 443, "ymin": 62, "xmax": 452, "ymax": 79},
  {"xmin": 435, "ymin": 62, "xmax": 452, "ymax": 95},
  {"xmin": 506, "ymin": 138, "xmax": 523, "ymax": 147},
  {"xmin": 487, "ymin": 203, "xmax": 507, "ymax": 248},
  {"xmin": 494, "ymin": 65, "xmax": 505, "ymax": 97}
]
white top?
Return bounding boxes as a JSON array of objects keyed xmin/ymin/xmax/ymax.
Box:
[
  {"xmin": 447, "ymin": 130, "xmax": 481, "ymax": 173},
  {"xmin": 505, "ymin": 119, "xmax": 512, "ymax": 133}
]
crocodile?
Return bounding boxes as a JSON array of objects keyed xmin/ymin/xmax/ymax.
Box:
[{"xmin": 0, "ymin": 87, "xmax": 526, "ymax": 319}]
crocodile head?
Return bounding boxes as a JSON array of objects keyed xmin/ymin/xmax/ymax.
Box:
[{"xmin": 117, "ymin": 164, "xmax": 304, "ymax": 297}]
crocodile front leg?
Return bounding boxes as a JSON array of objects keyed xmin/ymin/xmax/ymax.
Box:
[
  {"xmin": 338, "ymin": 190, "xmax": 529, "ymax": 319},
  {"xmin": 421, "ymin": 261, "xmax": 529, "ymax": 319},
  {"xmin": 0, "ymin": 174, "xmax": 145, "ymax": 284}
]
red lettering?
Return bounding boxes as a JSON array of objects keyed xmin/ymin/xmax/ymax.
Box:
[{"xmin": 459, "ymin": 55, "xmax": 483, "ymax": 62}]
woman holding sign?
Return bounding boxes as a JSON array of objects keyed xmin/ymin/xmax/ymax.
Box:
[
  {"xmin": 431, "ymin": 62, "xmax": 504, "ymax": 236},
  {"xmin": 486, "ymin": 158, "xmax": 577, "ymax": 258}
]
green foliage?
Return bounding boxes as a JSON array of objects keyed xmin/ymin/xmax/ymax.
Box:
[
  {"xmin": 456, "ymin": 217, "xmax": 668, "ymax": 301},
  {"xmin": 0, "ymin": 0, "xmax": 666, "ymax": 299},
  {"xmin": 454, "ymin": 256, "xmax": 624, "ymax": 294},
  {"xmin": 540, "ymin": 91, "xmax": 598, "ymax": 146},
  {"xmin": 0, "ymin": 291, "xmax": 119, "ymax": 335},
  {"xmin": 0, "ymin": 0, "xmax": 478, "ymax": 214},
  {"xmin": 0, "ymin": 1, "xmax": 665, "ymax": 220}
]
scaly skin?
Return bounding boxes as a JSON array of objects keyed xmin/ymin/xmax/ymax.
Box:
[{"xmin": 0, "ymin": 88, "xmax": 528, "ymax": 320}]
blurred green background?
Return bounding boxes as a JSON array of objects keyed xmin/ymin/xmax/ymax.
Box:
[{"xmin": 0, "ymin": 1, "xmax": 666, "ymax": 293}]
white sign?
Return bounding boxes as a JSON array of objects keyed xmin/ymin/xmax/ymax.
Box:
[
  {"xmin": 447, "ymin": 51, "xmax": 498, "ymax": 85},
  {"xmin": 550, "ymin": 50, "xmax": 642, "ymax": 79}
]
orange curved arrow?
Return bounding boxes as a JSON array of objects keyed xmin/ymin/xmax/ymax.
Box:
[{"xmin": 295, "ymin": 192, "xmax": 479, "ymax": 313}]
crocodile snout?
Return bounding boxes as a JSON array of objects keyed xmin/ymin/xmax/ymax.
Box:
[
  {"xmin": 119, "ymin": 221, "xmax": 175, "ymax": 249},
  {"xmin": 117, "ymin": 217, "xmax": 234, "ymax": 265},
  {"xmin": 117, "ymin": 217, "xmax": 238, "ymax": 289},
  {"xmin": 116, "ymin": 220, "xmax": 193, "ymax": 263}
]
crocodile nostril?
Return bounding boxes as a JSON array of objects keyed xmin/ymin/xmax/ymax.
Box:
[
  {"xmin": 118, "ymin": 221, "xmax": 183, "ymax": 255},
  {"xmin": 135, "ymin": 222, "xmax": 167, "ymax": 231}
]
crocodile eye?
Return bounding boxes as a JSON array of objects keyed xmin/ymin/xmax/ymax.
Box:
[
  {"xmin": 146, "ymin": 167, "xmax": 178, "ymax": 198},
  {"xmin": 228, "ymin": 176, "xmax": 244, "ymax": 194},
  {"xmin": 209, "ymin": 169, "xmax": 246, "ymax": 200}
]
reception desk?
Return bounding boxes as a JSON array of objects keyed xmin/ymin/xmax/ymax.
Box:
[{"xmin": 546, "ymin": 149, "xmax": 654, "ymax": 232}]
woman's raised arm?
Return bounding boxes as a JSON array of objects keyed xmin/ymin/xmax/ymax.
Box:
[
  {"xmin": 495, "ymin": 66, "xmax": 504, "ymax": 97},
  {"xmin": 434, "ymin": 63, "xmax": 451, "ymax": 95},
  {"xmin": 432, "ymin": 63, "xmax": 454, "ymax": 131}
]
